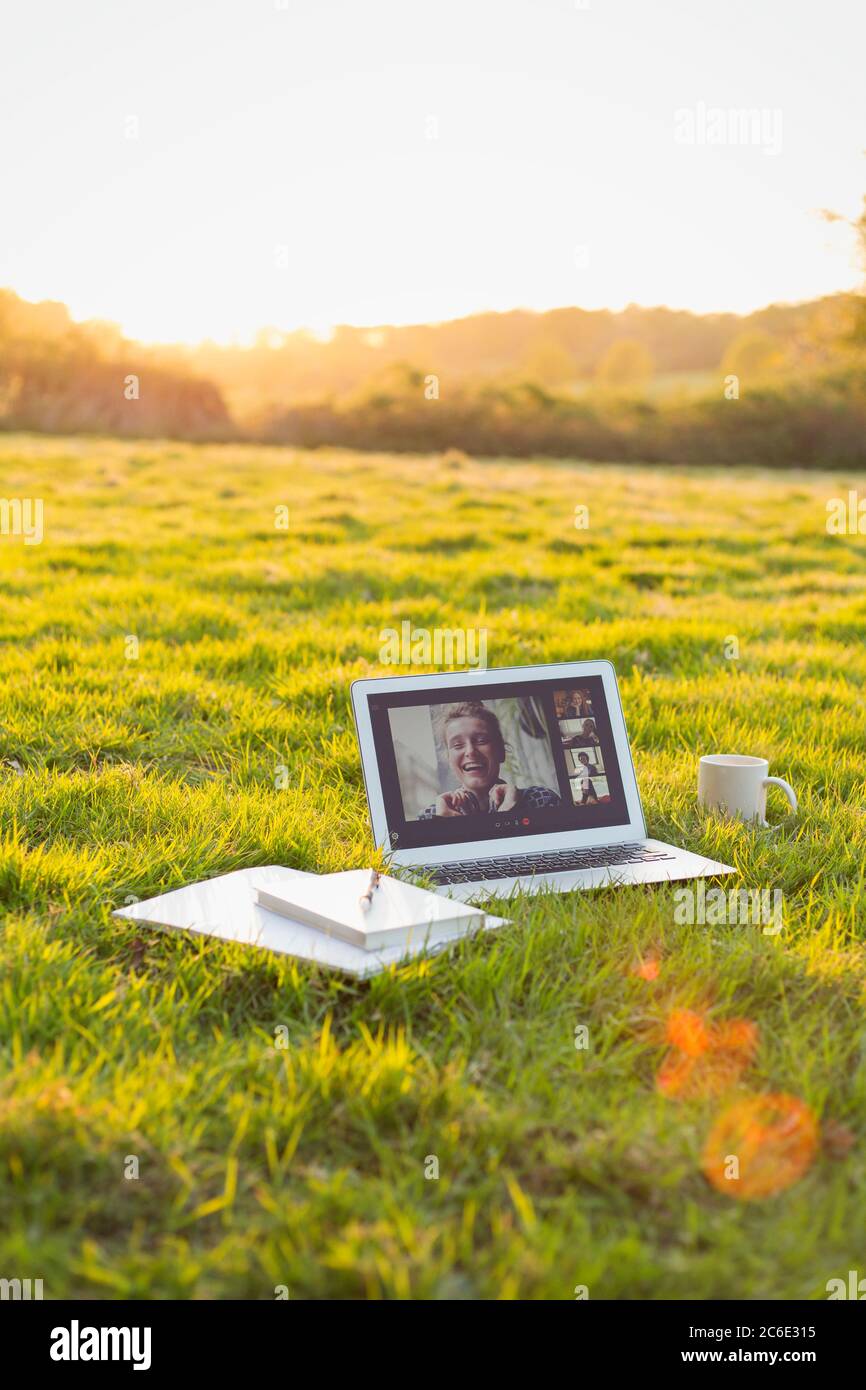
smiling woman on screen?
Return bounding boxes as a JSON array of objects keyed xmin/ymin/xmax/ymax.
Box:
[{"xmin": 418, "ymin": 701, "xmax": 562, "ymax": 819}]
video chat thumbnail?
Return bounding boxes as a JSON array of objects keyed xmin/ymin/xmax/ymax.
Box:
[
  {"xmin": 554, "ymin": 687, "xmax": 612, "ymax": 805},
  {"xmin": 388, "ymin": 696, "xmax": 563, "ymax": 822}
]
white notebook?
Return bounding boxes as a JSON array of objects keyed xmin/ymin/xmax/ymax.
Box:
[
  {"xmin": 113, "ymin": 866, "xmax": 508, "ymax": 979},
  {"xmin": 255, "ymin": 869, "xmax": 486, "ymax": 952}
]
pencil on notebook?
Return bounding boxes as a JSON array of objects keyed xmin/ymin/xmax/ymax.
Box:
[{"xmin": 358, "ymin": 869, "xmax": 381, "ymax": 913}]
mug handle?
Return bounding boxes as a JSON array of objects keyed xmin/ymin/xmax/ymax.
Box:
[{"xmin": 762, "ymin": 776, "xmax": 797, "ymax": 826}]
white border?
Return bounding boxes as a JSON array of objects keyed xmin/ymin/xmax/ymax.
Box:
[{"xmin": 350, "ymin": 660, "xmax": 646, "ymax": 866}]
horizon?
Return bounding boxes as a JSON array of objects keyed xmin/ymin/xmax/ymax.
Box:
[{"xmin": 2, "ymin": 281, "xmax": 857, "ymax": 353}]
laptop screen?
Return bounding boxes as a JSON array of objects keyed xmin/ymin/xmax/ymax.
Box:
[{"xmin": 367, "ymin": 673, "xmax": 631, "ymax": 851}]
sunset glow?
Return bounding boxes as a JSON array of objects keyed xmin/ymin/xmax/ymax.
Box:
[{"xmin": 2, "ymin": 0, "xmax": 864, "ymax": 344}]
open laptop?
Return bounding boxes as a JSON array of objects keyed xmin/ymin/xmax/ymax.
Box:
[{"xmin": 350, "ymin": 660, "xmax": 734, "ymax": 901}]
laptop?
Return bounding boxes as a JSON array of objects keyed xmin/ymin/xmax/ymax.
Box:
[{"xmin": 350, "ymin": 660, "xmax": 734, "ymax": 901}]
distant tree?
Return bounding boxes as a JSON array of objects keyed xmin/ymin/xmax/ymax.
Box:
[
  {"xmin": 721, "ymin": 330, "xmax": 784, "ymax": 381},
  {"xmin": 596, "ymin": 338, "xmax": 654, "ymax": 390},
  {"xmin": 78, "ymin": 319, "xmax": 125, "ymax": 358},
  {"xmin": 520, "ymin": 336, "xmax": 577, "ymax": 388}
]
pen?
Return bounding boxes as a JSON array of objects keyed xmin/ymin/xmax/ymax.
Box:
[{"xmin": 359, "ymin": 868, "xmax": 381, "ymax": 913}]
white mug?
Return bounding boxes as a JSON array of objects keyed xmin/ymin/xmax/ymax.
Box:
[{"xmin": 698, "ymin": 755, "xmax": 797, "ymax": 826}]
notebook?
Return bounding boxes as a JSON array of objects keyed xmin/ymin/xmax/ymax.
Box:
[
  {"xmin": 112, "ymin": 867, "xmax": 508, "ymax": 978},
  {"xmin": 255, "ymin": 869, "xmax": 486, "ymax": 952}
]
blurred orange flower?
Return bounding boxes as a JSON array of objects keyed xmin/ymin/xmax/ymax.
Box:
[
  {"xmin": 701, "ymin": 1093, "xmax": 818, "ymax": 1199},
  {"xmin": 666, "ymin": 1008, "xmax": 711, "ymax": 1056},
  {"xmin": 631, "ymin": 956, "xmax": 660, "ymax": 981},
  {"xmin": 657, "ymin": 1010, "xmax": 758, "ymax": 1099}
]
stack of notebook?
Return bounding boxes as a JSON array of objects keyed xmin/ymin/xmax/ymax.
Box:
[
  {"xmin": 113, "ymin": 866, "xmax": 506, "ymax": 978},
  {"xmin": 255, "ymin": 869, "xmax": 487, "ymax": 954}
]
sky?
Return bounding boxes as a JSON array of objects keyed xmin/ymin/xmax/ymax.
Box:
[{"xmin": 1, "ymin": 0, "xmax": 864, "ymax": 344}]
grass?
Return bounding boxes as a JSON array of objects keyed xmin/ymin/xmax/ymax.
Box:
[{"xmin": 1, "ymin": 432, "xmax": 866, "ymax": 1300}]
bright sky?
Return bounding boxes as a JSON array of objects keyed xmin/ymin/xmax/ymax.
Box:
[{"xmin": 1, "ymin": 0, "xmax": 864, "ymax": 343}]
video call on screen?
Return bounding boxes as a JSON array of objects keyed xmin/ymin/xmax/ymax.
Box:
[{"xmin": 367, "ymin": 675, "xmax": 630, "ymax": 850}]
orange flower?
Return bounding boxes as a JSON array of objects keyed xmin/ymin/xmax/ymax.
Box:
[
  {"xmin": 658, "ymin": 1049, "xmax": 751, "ymax": 1100},
  {"xmin": 702, "ymin": 1094, "xmax": 818, "ymax": 1199},
  {"xmin": 656, "ymin": 1011, "xmax": 758, "ymax": 1098},
  {"xmin": 666, "ymin": 1009, "xmax": 710, "ymax": 1057},
  {"xmin": 631, "ymin": 956, "xmax": 660, "ymax": 981}
]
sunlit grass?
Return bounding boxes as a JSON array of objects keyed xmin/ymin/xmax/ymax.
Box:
[{"xmin": 1, "ymin": 433, "xmax": 865, "ymax": 1298}]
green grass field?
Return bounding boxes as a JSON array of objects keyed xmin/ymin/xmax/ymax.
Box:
[{"xmin": 1, "ymin": 433, "xmax": 865, "ymax": 1300}]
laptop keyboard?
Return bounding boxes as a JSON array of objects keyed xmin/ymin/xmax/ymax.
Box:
[{"xmin": 420, "ymin": 843, "xmax": 675, "ymax": 885}]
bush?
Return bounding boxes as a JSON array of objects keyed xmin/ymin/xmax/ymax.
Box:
[{"xmin": 260, "ymin": 367, "xmax": 866, "ymax": 468}]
